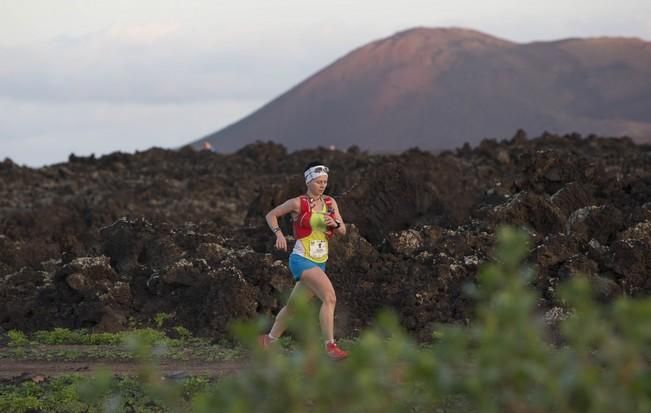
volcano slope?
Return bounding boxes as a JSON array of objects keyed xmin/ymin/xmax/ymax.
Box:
[{"xmin": 1, "ymin": 132, "xmax": 650, "ymax": 340}]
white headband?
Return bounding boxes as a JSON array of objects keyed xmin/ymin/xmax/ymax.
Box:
[{"xmin": 304, "ymin": 165, "xmax": 329, "ymax": 184}]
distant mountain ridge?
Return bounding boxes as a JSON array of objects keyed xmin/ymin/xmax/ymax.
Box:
[{"xmin": 192, "ymin": 27, "xmax": 651, "ymax": 152}]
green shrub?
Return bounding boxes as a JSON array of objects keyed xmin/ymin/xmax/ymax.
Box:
[
  {"xmin": 154, "ymin": 312, "xmax": 173, "ymax": 329},
  {"xmin": 33, "ymin": 328, "xmax": 88, "ymax": 345},
  {"xmin": 0, "ymin": 376, "xmax": 88, "ymax": 413},
  {"xmin": 123, "ymin": 328, "xmax": 170, "ymax": 347},
  {"xmin": 86, "ymin": 332, "xmax": 123, "ymax": 345},
  {"xmin": 26, "ymin": 328, "xmax": 173, "ymax": 346},
  {"xmin": 0, "ymin": 374, "xmax": 201, "ymax": 413},
  {"xmin": 172, "ymin": 326, "xmax": 193, "ymax": 341},
  {"xmin": 7, "ymin": 330, "xmax": 29, "ymax": 346}
]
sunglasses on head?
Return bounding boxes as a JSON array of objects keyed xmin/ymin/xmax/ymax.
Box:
[{"xmin": 310, "ymin": 166, "xmax": 329, "ymax": 174}]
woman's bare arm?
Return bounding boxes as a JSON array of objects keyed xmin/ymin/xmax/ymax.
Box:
[
  {"xmin": 327, "ymin": 198, "xmax": 346, "ymax": 236},
  {"xmin": 265, "ymin": 197, "xmax": 300, "ymax": 251}
]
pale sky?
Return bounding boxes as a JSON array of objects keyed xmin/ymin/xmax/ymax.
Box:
[{"xmin": 1, "ymin": 0, "xmax": 650, "ymax": 167}]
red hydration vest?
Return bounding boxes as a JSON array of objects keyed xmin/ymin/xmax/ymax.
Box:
[{"xmin": 293, "ymin": 195, "xmax": 335, "ymax": 240}]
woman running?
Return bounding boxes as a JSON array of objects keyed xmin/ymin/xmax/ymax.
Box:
[{"xmin": 258, "ymin": 161, "xmax": 349, "ymax": 360}]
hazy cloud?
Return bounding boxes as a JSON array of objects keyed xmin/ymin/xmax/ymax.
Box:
[
  {"xmin": 0, "ymin": 23, "xmax": 336, "ymax": 104},
  {"xmin": 0, "ymin": 97, "xmax": 264, "ymax": 166},
  {"xmin": 107, "ymin": 22, "xmax": 181, "ymax": 44}
]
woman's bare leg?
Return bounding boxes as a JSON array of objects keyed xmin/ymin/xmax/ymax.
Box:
[
  {"xmin": 297, "ymin": 267, "xmax": 337, "ymax": 342},
  {"xmin": 269, "ymin": 280, "xmax": 314, "ymax": 338}
]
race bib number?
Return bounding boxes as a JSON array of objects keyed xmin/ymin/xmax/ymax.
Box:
[{"xmin": 309, "ymin": 240, "xmax": 328, "ymax": 259}]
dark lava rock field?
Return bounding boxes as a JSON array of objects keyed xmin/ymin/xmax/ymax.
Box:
[{"xmin": 1, "ymin": 131, "xmax": 650, "ymax": 340}]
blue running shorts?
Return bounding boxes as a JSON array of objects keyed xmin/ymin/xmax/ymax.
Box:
[{"xmin": 288, "ymin": 253, "xmax": 326, "ymax": 281}]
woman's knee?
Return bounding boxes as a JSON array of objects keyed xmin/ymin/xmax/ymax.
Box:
[
  {"xmin": 322, "ymin": 291, "xmax": 336, "ymax": 306},
  {"xmin": 301, "ymin": 269, "xmax": 335, "ymax": 303}
]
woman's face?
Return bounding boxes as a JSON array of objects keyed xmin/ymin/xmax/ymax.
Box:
[{"xmin": 307, "ymin": 176, "xmax": 328, "ymax": 195}]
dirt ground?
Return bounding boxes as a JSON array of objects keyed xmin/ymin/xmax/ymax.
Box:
[
  {"xmin": 0, "ymin": 359, "xmax": 246, "ymax": 380},
  {"xmin": 0, "ymin": 343, "xmax": 247, "ymax": 382}
]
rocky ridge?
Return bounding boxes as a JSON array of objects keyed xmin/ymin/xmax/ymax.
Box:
[{"xmin": 1, "ymin": 132, "xmax": 650, "ymax": 340}]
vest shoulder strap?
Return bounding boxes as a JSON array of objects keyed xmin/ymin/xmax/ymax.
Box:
[{"xmin": 298, "ymin": 195, "xmax": 310, "ymax": 214}]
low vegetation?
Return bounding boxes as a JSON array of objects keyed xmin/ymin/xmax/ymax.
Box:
[{"xmin": 2, "ymin": 325, "xmax": 244, "ymax": 363}]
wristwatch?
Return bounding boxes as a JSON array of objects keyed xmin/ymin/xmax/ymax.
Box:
[{"xmin": 272, "ymin": 227, "xmax": 282, "ymax": 234}]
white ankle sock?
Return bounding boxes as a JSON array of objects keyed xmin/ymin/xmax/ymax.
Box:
[{"xmin": 268, "ymin": 333, "xmax": 278, "ymax": 342}]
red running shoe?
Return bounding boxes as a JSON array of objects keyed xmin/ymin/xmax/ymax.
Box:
[{"xmin": 326, "ymin": 342, "xmax": 349, "ymax": 361}]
